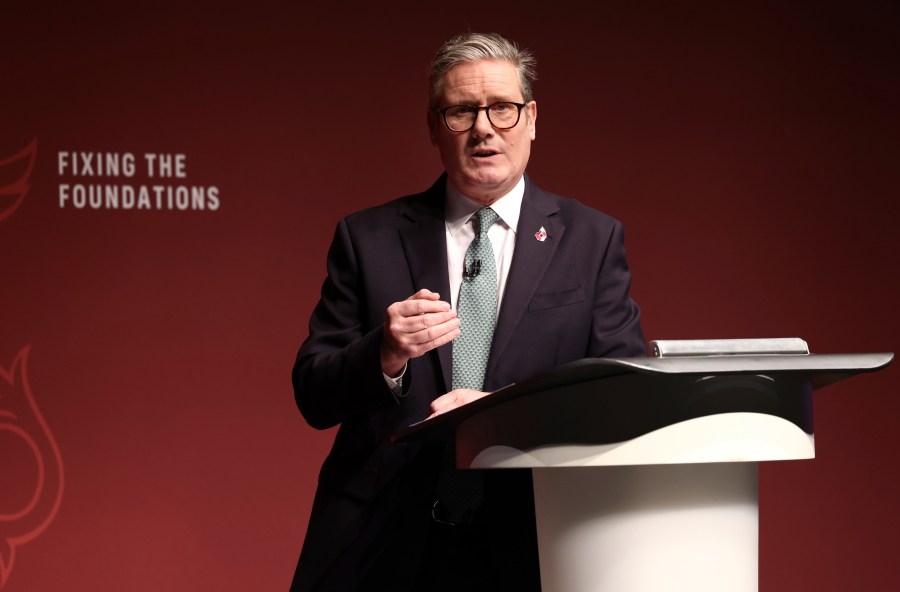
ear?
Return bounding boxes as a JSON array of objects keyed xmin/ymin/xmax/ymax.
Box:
[
  {"xmin": 526, "ymin": 100, "xmax": 537, "ymax": 141},
  {"xmin": 427, "ymin": 110, "xmax": 438, "ymax": 145}
]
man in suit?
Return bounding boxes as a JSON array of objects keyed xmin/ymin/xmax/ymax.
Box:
[{"xmin": 290, "ymin": 32, "xmax": 645, "ymax": 591}]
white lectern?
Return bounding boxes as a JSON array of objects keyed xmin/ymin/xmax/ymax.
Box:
[{"xmin": 394, "ymin": 347, "xmax": 893, "ymax": 592}]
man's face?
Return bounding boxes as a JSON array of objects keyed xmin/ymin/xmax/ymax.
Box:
[{"xmin": 429, "ymin": 59, "xmax": 537, "ymax": 205}]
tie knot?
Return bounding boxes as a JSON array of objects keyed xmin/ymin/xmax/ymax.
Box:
[{"xmin": 474, "ymin": 207, "xmax": 499, "ymax": 236}]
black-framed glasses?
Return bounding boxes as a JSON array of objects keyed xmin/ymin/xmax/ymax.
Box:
[{"xmin": 435, "ymin": 102, "xmax": 527, "ymax": 132}]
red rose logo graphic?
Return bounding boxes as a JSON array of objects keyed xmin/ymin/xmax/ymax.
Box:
[
  {"xmin": 0, "ymin": 346, "xmax": 64, "ymax": 588},
  {"xmin": 0, "ymin": 139, "xmax": 37, "ymax": 223}
]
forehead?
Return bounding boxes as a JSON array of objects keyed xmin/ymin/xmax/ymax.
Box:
[{"xmin": 440, "ymin": 59, "xmax": 523, "ymax": 104}]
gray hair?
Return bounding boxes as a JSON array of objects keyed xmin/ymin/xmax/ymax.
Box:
[{"xmin": 428, "ymin": 32, "xmax": 537, "ymax": 108}]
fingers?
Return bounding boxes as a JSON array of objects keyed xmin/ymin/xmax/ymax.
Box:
[
  {"xmin": 428, "ymin": 389, "xmax": 489, "ymax": 418},
  {"xmin": 381, "ymin": 290, "xmax": 460, "ymax": 375},
  {"xmin": 385, "ymin": 301, "xmax": 459, "ymax": 347},
  {"xmin": 400, "ymin": 289, "xmax": 450, "ymax": 319},
  {"xmin": 406, "ymin": 289, "xmax": 441, "ymax": 302}
]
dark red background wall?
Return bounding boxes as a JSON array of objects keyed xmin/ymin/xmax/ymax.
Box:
[{"xmin": 1, "ymin": 1, "xmax": 897, "ymax": 590}]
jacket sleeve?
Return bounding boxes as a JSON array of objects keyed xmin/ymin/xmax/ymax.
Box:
[
  {"xmin": 588, "ymin": 219, "xmax": 646, "ymax": 358},
  {"xmin": 292, "ymin": 218, "xmax": 401, "ymax": 430}
]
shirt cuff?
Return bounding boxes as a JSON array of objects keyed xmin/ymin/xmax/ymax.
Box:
[{"xmin": 383, "ymin": 363, "xmax": 408, "ymax": 398}]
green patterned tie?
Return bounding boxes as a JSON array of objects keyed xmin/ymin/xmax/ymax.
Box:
[
  {"xmin": 436, "ymin": 207, "xmax": 499, "ymax": 523},
  {"xmin": 452, "ymin": 207, "xmax": 500, "ymax": 391}
]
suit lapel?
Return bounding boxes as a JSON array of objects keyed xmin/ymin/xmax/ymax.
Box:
[
  {"xmin": 487, "ymin": 179, "xmax": 564, "ymax": 386},
  {"xmin": 398, "ymin": 177, "xmax": 453, "ymax": 393}
]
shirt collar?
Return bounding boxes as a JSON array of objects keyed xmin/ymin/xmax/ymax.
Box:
[{"xmin": 445, "ymin": 176, "xmax": 524, "ymax": 236}]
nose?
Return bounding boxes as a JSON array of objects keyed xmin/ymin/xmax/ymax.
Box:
[{"xmin": 471, "ymin": 108, "xmax": 494, "ymax": 136}]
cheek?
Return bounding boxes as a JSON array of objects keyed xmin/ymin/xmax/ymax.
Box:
[{"xmin": 508, "ymin": 139, "xmax": 527, "ymax": 162}]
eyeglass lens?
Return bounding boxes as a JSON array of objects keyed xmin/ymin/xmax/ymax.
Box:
[{"xmin": 443, "ymin": 102, "xmax": 522, "ymax": 131}]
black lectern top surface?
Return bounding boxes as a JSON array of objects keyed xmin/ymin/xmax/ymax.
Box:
[{"xmin": 391, "ymin": 352, "xmax": 892, "ymax": 444}]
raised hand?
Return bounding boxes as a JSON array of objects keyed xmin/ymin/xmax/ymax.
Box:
[{"xmin": 381, "ymin": 289, "xmax": 460, "ymax": 376}]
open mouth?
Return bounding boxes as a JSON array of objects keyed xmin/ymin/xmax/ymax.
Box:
[{"xmin": 472, "ymin": 149, "xmax": 499, "ymax": 158}]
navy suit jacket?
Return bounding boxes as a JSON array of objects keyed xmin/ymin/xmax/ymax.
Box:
[{"xmin": 291, "ymin": 174, "xmax": 645, "ymax": 590}]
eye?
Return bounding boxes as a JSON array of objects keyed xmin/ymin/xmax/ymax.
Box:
[{"xmin": 446, "ymin": 105, "xmax": 476, "ymax": 117}]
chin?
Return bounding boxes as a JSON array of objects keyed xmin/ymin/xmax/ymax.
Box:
[{"xmin": 464, "ymin": 169, "xmax": 507, "ymax": 187}]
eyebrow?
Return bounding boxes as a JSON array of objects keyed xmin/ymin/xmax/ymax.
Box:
[{"xmin": 443, "ymin": 93, "xmax": 524, "ymax": 106}]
